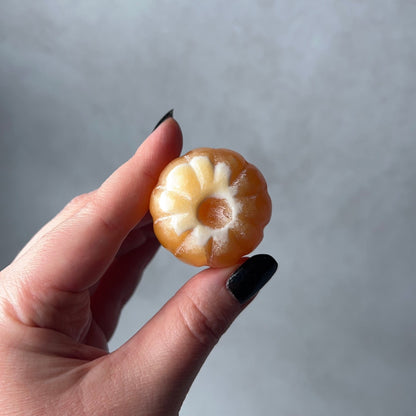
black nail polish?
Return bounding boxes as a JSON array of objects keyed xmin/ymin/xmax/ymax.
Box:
[
  {"xmin": 226, "ymin": 254, "xmax": 278, "ymax": 304},
  {"xmin": 152, "ymin": 109, "xmax": 174, "ymax": 131}
]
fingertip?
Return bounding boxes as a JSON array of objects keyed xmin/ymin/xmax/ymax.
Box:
[
  {"xmin": 226, "ymin": 254, "xmax": 278, "ymax": 304},
  {"xmin": 152, "ymin": 109, "xmax": 174, "ymax": 132},
  {"xmin": 162, "ymin": 117, "xmax": 183, "ymax": 156},
  {"xmin": 140, "ymin": 114, "xmax": 183, "ymax": 162}
]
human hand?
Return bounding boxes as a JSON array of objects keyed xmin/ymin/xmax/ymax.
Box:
[{"xmin": 0, "ymin": 112, "xmax": 277, "ymax": 416}]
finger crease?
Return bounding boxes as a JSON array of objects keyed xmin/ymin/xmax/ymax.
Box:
[{"xmin": 178, "ymin": 293, "xmax": 222, "ymax": 348}]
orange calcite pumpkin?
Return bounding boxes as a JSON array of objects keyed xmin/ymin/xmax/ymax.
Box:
[{"xmin": 149, "ymin": 148, "xmax": 272, "ymax": 267}]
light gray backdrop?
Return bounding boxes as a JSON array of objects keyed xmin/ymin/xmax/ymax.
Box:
[{"xmin": 1, "ymin": 1, "xmax": 415, "ymax": 415}]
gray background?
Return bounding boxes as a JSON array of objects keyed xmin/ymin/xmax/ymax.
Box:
[{"xmin": 1, "ymin": 1, "xmax": 415, "ymax": 415}]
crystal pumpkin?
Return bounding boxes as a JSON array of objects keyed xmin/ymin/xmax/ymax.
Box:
[{"xmin": 149, "ymin": 148, "xmax": 272, "ymax": 267}]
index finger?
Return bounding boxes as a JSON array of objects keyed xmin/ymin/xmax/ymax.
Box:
[{"xmin": 8, "ymin": 116, "xmax": 182, "ymax": 293}]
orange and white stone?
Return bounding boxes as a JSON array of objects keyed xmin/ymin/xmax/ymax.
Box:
[{"xmin": 149, "ymin": 148, "xmax": 272, "ymax": 267}]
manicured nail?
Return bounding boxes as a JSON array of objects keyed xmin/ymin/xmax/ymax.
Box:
[
  {"xmin": 152, "ymin": 109, "xmax": 174, "ymax": 131},
  {"xmin": 226, "ymin": 254, "xmax": 278, "ymax": 304}
]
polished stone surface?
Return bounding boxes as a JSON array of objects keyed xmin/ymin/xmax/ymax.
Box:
[{"xmin": 1, "ymin": 1, "xmax": 415, "ymax": 414}]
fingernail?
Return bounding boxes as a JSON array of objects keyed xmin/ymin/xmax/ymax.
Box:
[
  {"xmin": 226, "ymin": 254, "xmax": 278, "ymax": 304},
  {"xmin": 152, "ymin": 109, "xmax": 174, "ymax": 132}
]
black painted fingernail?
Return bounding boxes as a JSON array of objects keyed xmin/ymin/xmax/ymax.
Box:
[
  {"xmin": 226, "ymin": 254, "xmax": 278, "ymax": 304},
  {"xmin": 152, "ymin": 109, "xmax": 174, "ymax": 131}
]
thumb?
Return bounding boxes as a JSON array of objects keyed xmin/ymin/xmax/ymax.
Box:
[{"xmin": 108, "ymin": 254, "xmax": 277, "ymax": 414}]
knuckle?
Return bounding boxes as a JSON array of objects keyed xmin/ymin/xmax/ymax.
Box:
[
  {"xmin": 64, "ymin": 191, "xmax": 120, "ymax": 233},
  {"xmin": 177, "ymin": 293, "xmax": 228, "ymax": 348},
  {"xmin": 78, "ymin": 191, "xmax": 120, "ymax": 235},
  {"xmin": 85, "ymin": 196, "xmax": 116, "ymax": 232},
  {"xmin": 65, "ymin": 192, "xmax": 94, "ymax": 213}
]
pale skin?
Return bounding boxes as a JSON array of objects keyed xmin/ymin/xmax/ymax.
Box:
[{"xmin": 0, "ymin": 119, "xmax": 255, "ymax": 415}]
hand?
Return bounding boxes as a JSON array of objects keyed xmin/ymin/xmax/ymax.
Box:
[{"xmin": 0, "ymin": 113, "xmax": 277, "ymax": 416}]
